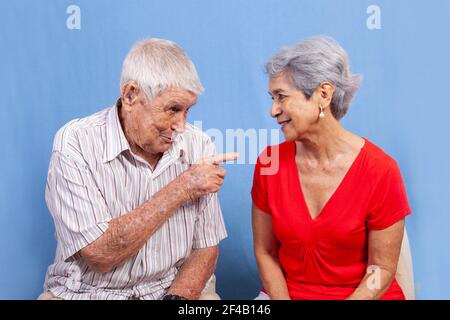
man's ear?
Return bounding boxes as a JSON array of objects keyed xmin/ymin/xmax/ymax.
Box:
[
  {"xmin": 316, "ymin": 82, "xmax": 335, "ymax": 107},
  {"xmin": 121, "ymin": 81, "xmax": 140, "ymax": 109}
]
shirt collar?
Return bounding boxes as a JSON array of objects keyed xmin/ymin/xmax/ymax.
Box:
[{"xmin": 102, "ymin": 100, "xmax": 131, "ymax": 163}]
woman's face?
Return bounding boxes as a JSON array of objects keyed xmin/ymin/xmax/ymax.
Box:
[{"xmin": 268, "ymin": 72, "xmax": 320, "ymax": 141}]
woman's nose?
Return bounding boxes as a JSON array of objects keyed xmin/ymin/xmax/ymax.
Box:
[{"xmin": 271, "ymin": 102, "xmax": 282, "ymax": 118}]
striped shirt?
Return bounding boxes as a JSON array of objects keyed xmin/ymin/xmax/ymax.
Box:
[{"xmin": 43, "ymin": 102, "xmax": 227, "ymax": 300}]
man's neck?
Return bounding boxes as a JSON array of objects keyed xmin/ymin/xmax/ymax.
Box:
[{"xmin": 134, "ymin": 147, "xmax": 163, "ymax": 171}]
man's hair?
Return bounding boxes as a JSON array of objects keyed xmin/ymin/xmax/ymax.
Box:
[{"xmin": 120, "ymin": 38, "xmax": 204, "ymax": 100}]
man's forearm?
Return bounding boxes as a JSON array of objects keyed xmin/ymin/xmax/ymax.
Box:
[
  {"xmin": 166, "ymin": 246, "xmax": 218, "ymax": 300},
  {"xmin": 81, "ymin": 177, "xmax": 190, "ymax": 273}
]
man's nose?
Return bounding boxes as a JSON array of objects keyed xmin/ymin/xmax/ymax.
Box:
[
  {"xmin": 172, "ymin": 113, "xmax": 186, "ymax": 133},
  {"xmin": 271, "ymin": 102, "xmax": 282, "ymax": 118}
]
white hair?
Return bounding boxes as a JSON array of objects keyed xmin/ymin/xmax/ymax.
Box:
[
  {"xmin": 120, "ymin": 38, "xmax": 204, "ymax": 100},
  {"xmin": 266, "ymin": 36, "xmax": 362, "ymax": 120}
]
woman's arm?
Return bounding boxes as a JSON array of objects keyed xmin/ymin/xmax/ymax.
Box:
[
  {"xmin": 252, "ymin": 204, "xmax": 291, "ymax": 300},
  {"xmin": 347, "ymin": 219, "xmax": 405, "ymax": 300}
]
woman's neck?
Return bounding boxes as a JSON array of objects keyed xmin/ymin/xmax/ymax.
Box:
[{"xmin": 295, "ymin": 117, "xmax": 360, "ymax": 166}]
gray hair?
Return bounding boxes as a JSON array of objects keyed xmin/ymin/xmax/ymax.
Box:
[
  {"xmin": 120, "ymin": 38, "xmax": 204, "ymax": 100},
  {"xmin": 265, "ymin": 36, "xmax": 362, "ymax": 120}
]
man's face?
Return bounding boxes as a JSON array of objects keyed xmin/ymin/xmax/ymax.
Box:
[{"xmin": 123, "ymin": 87, "xmax": 197, "ymax": 157}]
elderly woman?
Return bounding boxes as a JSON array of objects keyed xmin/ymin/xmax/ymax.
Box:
[{"xmin": 251, "ymin": 36, "xmax": 412, "ymax": 300}]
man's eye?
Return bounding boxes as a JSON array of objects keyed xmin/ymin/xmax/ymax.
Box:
[{"xmin": 279, "ymin": 95, "xmax": 287, "ymax": 102}]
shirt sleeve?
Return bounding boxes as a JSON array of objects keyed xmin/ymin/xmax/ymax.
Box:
[
  {"xmin": 45, "ymin": 151, "xmax": 112, "ymax": 261},
  {"xmin": 192, "ymin": 135, "xmax": 228, "ymax": 249},
  {"xmin": 193, "ymin": 193, "xmax": 228, "ymax": 249},
  {"xmin": 251, "ymin": 151, "xmax": 271, "ymax": 214},
  {"xmin": 367, "ymin": 160, "xmax": 412, "ymax": 230}
]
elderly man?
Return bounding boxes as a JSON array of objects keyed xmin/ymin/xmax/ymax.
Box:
[{"xmin": 39, "ymin": 39, "xmax": 235, "ymax": 300}]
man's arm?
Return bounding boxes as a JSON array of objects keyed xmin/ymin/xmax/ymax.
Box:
[
  {"xmin": 347, "ymin": 219, "xmax": 405, "ymax": 300},
  {"xmin": 165, "ymin": 246, "xmax": 219, "ymax": 300},
  {"xmin": 80, "ymin": 177, "xmax": 188, "ymax": 273},
  {"xmin": 80, "ymin": 161, "xmax": 227, "ymax": 273}
]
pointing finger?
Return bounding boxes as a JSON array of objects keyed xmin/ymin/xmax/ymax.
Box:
[{"xmin": 198, "ymin": 152, "xmax": 239, "ymax": 165}]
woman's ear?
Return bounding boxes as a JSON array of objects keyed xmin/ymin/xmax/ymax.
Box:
[
  {"xmin": 317, "ymin": 82, "xmax": 335, "ymax": 107},
  {"xmin": 121, "ymin": 81, "xmax": 140, "ymax": 109}
]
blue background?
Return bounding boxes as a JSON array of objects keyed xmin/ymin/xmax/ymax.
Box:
[{"xmin": 1, "ymin": 0, "xmax": 449, "ymax": 299}]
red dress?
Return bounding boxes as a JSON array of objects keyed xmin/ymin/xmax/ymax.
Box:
[{"xmin": 251, "ymin": 138, "xmax": 411, "ymax": 300}]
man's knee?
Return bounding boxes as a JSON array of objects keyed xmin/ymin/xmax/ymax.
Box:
[{"xmin": 37, "ymin": 291, "xmax": 64, "ymax": 300}]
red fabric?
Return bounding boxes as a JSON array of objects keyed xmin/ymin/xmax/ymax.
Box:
[{"xmin": 251, "ymin": 138, "xmax": 411, "ymax": 300}]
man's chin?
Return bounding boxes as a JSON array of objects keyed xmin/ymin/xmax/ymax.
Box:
[
  {"xmin": 154, "ymin": 144, "xmax": 172, "ymax": 154},
  {"xmin": 141, "ymin": 144, "xmax": 170, "ymax": 156}
]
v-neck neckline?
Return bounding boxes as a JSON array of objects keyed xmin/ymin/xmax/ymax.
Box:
[{"xmin": 291, "ymin": 138, "xmax": 367, "ymax": 223}]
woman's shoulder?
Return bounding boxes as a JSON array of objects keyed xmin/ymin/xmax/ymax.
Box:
[{"xmin": 361, "ymin": 138, "xmax": 399, "ymax": 174}]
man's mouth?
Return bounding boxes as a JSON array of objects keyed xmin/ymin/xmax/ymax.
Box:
[{"xmin": 160, "ymin": 135, "xmax": 173, "ymax": 143}]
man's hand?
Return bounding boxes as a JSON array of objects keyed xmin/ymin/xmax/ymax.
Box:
[{"xmin": 179, "ymin": 152, "xmax": 239, "ymax": 201}]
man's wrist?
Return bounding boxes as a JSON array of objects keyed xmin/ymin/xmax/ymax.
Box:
[
  {"xmin": 161, "ymin": 294, "xmax": 188, "ymax": 300},
  {"xmin": 172, "ymin": 174, "xmax": 192, "ymax": 203}
]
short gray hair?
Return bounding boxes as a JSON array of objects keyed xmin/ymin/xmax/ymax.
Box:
[
  {"xmin": 265, "ymin": 36, "xmax": 362, "ymax": 120},
  {"xmin": 120, "ymin": 38, "xmax": 204, "ymax": 100}
]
